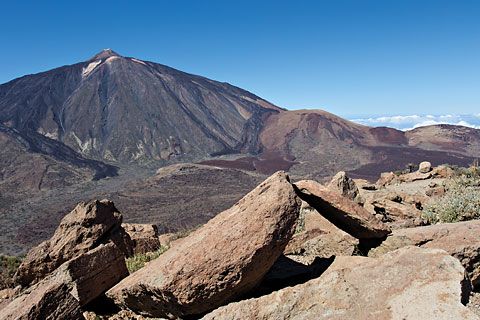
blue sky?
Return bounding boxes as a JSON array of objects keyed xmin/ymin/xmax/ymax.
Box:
[{"xmin": 1, "ymin": 0, "xmax": 479, "ymax": 118}]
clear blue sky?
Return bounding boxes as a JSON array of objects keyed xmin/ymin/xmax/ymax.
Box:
[{"xmin": 1, "ymin": 0, "xmax": 479, "ymax": 117}]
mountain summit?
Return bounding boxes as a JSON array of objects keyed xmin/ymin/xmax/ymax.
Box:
[{"xmin": 89, "ymin": 48, "xmax": 121, "ymax": 61}]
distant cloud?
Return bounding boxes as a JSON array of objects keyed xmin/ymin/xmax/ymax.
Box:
[{"xmin": 350, "ymin": 114, "xmax": 480, "ymax": 131}]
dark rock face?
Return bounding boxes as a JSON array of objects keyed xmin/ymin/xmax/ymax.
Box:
[{"xmin": 0, "ymin": 49, "xmax": 280, "ymax": 164}]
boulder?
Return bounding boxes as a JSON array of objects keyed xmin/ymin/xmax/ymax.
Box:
[
  {"xmin": 202, "ymin": 247, "xmax": 477, "ymax": 320},
  {"xmin": 158, "ymin": 233, "xmax": 178, "ymax": 248},
  {"xmin": 432, "ymin": 165, "xmax": 455, "ymax": 178},
  {"xmin": 376, "ymin": 171, "xmax": 396, "ymax": 187},
  {"xmin": 326, "ymin": 171, "xmax": 359, "ymax": 201},
  {"xmin": 369, "ymin": 220, "xmax": 480, "ymax": 289},
  {"xmin": 14, "ymin": 200, "xmax": 133, "ymax": 287},
  {"xmin": 107, "ymin": 171, "xmax": 301, "ymax": 318},
  {"xmin": 122, "ymin": 223, "xmax": 161, "ymax": 254},
  {"xmin": 425, "ymin": 185, "xmax": 446, "ymax": 197},
  {"xmin": 419, "ymin": 161, "xmax": 432, "ymax": 173},
  {"xmin": 0, "ymin": 242, "xmax": 128, "ymax": 319},
  {"xmin": 294, "ymin": 180, "xmax": 390, "ymax": 239},
  {"xmin": 0, "ymin": 280, "xmax": 82, "ymax": 320},
  {"xmin": 364, "ymin": 198, "xmax": 424, "ymax": 228},
  {"xmin": 58, "ymin": 242, "xmax": 129, "ymax": 305},
  {"xmin": 398, "ymin": 171, "xmax": 432, "ymax": 182},
  {"xmin": 285, "ymin": 202, "xmax": 358, "ymax": 263}
]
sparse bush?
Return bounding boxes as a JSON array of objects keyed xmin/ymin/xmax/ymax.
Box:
[
  {"xmin": 126, "ymin": 245, "xmax": 169, "ymax": 273},
  {"xmin": 422, "ymin": 171, "xmax": 480, "ymax": 223},
  {"xmin": 0, "ymin": 255, "xmax": 23, "ymax": 289}
]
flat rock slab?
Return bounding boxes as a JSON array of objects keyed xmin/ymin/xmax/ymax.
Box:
[
  {"xmin": 294, "ymin": 180, "xmax": 390, "ymax": 239},
  {"xmin": 203, "ymin": 246, "xmax": 477, "ymax": 320},
  {"xmin": 107, "ymin": 171, "xmax": 301, "ymax": 318},
  {"xmin": 369, "ymin": 220, "xmax": 480, "ymax": 288}
]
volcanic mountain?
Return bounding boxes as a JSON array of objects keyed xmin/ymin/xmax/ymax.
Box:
[{"xmin": 0, "ymin": 49, "xmax": 281, "ymax": 164}]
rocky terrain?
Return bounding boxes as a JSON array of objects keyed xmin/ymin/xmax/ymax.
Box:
[
  {"xmin": 1, "ymin": 50, "xmax": 480, "ymax": 258},
  {"xmin": 1, "ymin": 162, "xmax": 480, "ymax": 319}
]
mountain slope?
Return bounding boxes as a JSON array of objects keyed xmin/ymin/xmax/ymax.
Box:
[
  {"xmin": 0, "ymin": 124, "xmax": 117, "ymax": 191},
  {"xmin": 260, "ymin": 110, "xmax": 477, "ymax": 179},
  {"xmin": 202, "ymin": 109, "xmax": 478, "ymax": 180},
  {"xmin": 0, "ymin": 49, "xmax": 280, "ymax": 164}
]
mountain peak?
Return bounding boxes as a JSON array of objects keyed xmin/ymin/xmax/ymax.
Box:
[{"xmin": 90, "ymin": 49, "xmax": 121, "ymax": 61}]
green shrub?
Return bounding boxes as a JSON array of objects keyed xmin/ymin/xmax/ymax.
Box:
[
  {"xmin": 422, "ymin": 174, "xmax": 480, "ymax": 223},
  {"xmin": 0, "ymin": 255, "xmax": 23, "ymax": 289},
  {"xmin": 126, "ymin": 245, "xmax": 169, "ymax": 273}
]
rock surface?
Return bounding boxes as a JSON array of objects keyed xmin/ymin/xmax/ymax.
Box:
[
  {"xmin": 419, "ymin": 161, "xmax": 432, "ymax": 173},
  {"xmin": 398, "ymin": 171, "xmax": 432, "ymax": 182},
  {"xmin": 363, "ymin": 197, "xmax": 424, "ymax": 228},
  {"xmin": 0, "ymin": 280, "xmax": 83, "ymax": 320},
  {"xmin": 294, "ymin": 180, "xmax": 390, "ymax": 239},
  {"xmin": 285, "ymin": 202, "xmax": 358, "ymax": 263},
  {"xmin": 376, "ymin": 171, "xmax": 396, "ymax": 187},
  {"xmin": 203, "ymin": 247, "xmax": 477, "ymax": 320},
  {"xmin": 369, "ymin": 220, "xmax": 480, "ymax": 288},
  {"xmin": 122, "ymin": 223, "xmax": 160, "ymax": 254},
  {"xmin": 326, "ymin": 171, "xmax": 359, "ymax": 201},
  {"xmin": 58, "ymin": 242, "xmax": 129, "ymax": 305},
  {"xmin": 107, "ymin": 171, "xmax": 301, "ymax": 318},
  {"xmin": 0, "ymin": 242, "xmax": 128, "ymax": 319},
  {"xmin": 14, "ymin": 200, "xmax": 132, "ymax": 287}
]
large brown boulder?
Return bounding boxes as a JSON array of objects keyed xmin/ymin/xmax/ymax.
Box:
[
  {"xmin": 326, "ymin": 171, "xmax": 359, "ymax": 201},
  {"xmin": 1, "ymin": 242, "xmax": 128, "ymax": 319},
  {"xmin": 369, "ymin": 220, "xmax": 480, "ymax": 289},
  {"xmin": 57, "ymin": 242, "xmax": 129, "ymax": 305},
  {"xmin": 107, "ymin": 171, "xmax": 301, "ymax": 318},
  {"xmin": 14, "ymin": 200, "xmax": 133, "ymax": 287},
  {"xmin": 0, "ymin": 242, "xmax": 128, "ymax": 319},
  {"xmin": 203, "ymin": 247, "xmax": 477, "ymax": 320},
  {"xmin": 294, "ymin": 180, "xmax": 390, "ymax": 239},
  {"xmin": 122, "ymin": 223, "xmax": 161, "ymax": 254}
]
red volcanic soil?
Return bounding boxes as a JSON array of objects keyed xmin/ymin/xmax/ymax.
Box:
[
  {"xmin": 199, "ymin": 151, "xmax": 297, "ymax": 175},
  {"xmin": 369, "ymin": 127, "xmax": 408, "ymax": 145}
]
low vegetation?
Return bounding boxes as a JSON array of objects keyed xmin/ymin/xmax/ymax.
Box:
[
  {"xmin": 0, "ymin": 255, "xmax": 22, "ymax": 289},
  {"xmin": 126, "ymin": 245, "xmax": 169, "ymax": 273},
  {"xmin": 423, "ymin": 164, "xmax": 480, "ymax": 224}
]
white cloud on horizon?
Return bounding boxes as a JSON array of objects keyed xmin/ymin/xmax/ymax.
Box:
[{"xmin": 350, "ymin": 114, "xmax": 480, "ymax": 131}]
